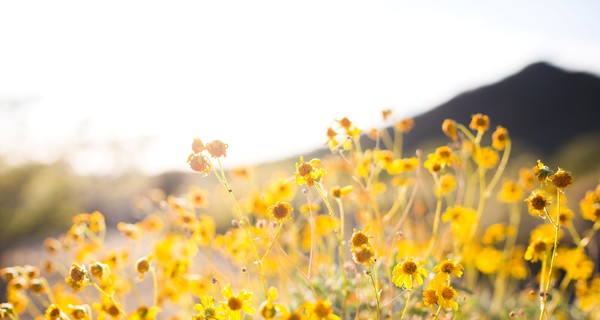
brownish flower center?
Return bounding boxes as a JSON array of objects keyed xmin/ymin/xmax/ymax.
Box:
[
  {"xmin": 272, "ymin": 204, "xmax": 290, "ymax": 220},
  {"xmin": 402, "ymin": 261, "xmax": 417, "ymax": 274},
  {"xmin": 441, "ymin": 287, "xmax": 455, "ymax": 300},
  {"xmin": 533, "ymin": 240, "xmax": 547, "ymax": 253},
  {"xmin": 228, "ymin": 297, "xmax": 243, "ymax": 311},
  {"xmin": 69, "ymin": 266, "xmax": 85, "ymax": 283},
  {"xmin": 298, "ymin": 163, "xmax": 312, "ymax": 176},
  {"xmin": 423, "ymin": 289, "xmax": 438, "ymax": 305},
  {"xmin": 441, "ymin": 262, "xmax": 455, "ymax": 274},
  {"xmin": 351, "ymin": 232, "xmax": 369, "ymax": 247},
  {"xmin": 313, "ymin": 301, "xmax": 331, "ymax": 317},
  {"xmin": 530, "ymin": 194, "xmax": 548, "ymax": 210},
  {"xmin": 206, "ymin": 140, "xmax": 228, "ymax": 158}
]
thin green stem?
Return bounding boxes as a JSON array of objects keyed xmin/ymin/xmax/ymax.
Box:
[
  {"xmin": 432, "ymin": 305, "xmax": 443, "ymax": 320},
  {"xmin": 369, "ymin": 262, "xmax": 380, "ymax": 320},
  {"xmin": 212, "ymin": 159, "xmax": 268, "ymax": 299},
  {"xmin": 315, "ymin": 183, "xmax": 348, "ymax": 318},
  {"xmin": 90, "ymin": 279, "xmax": 127, "ymax": 318},
  {"xmin": 485, "ymin": 141, "xmax": 511, "ymax": 197},
  {"xmin": 261, "ymin": 223, "xmax": 283, "ymax": 261},
  {"xmin": 400, "ymin": 290, "xmax": 412, "ymax": 319},
  {"xmin": 425, "ymin": 175, "xmax": 443, "ymax": 260},
  {"xmin": 539, "ymin": 253, "xmax": 548, "ymax": 320},
  {"xmin": 150, "ymin": 266, "xmax": 158, "ymax": 308}
]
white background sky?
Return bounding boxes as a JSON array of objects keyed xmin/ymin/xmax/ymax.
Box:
[{"xmin": 1, "ymin": 1, "xmax": 599, "ymax": 175}]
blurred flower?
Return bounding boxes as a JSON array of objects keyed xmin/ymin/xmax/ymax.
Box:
[{"xmin": 392, "ymin": 257, "xmax": 428, "ymax": 289}]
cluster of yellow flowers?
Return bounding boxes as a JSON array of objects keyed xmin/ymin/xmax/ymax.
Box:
[{"xmin": 1, "ymin": 110, "xmax": 600, "ymax": 319}]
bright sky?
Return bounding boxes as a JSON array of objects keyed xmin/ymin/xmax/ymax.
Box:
[{"xmin": 1, "ymin": 1, "xmax": 599, "ymax": 175}]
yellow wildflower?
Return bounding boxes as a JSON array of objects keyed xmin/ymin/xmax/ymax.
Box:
[
  {"xmin": 423, "ymin": 288, "xmax": 438, "ymax": 308},
  {"xmin": 387, "ymin": 157, "xmax": 419, "ymax": 175},
  {"xmin": 442, "ymin": 119, "xmax": 458, "ymax": 141},
  {"xmin": 436, "ymin": 285, "xmax": 459, "ymax": 310},
  {"xmin": 192, "ymin": 138, "xmax": 205, "ymax": 153},
  {"xmin": 469, "ymin": 113, "xmax": 490, "ymax": 132},
  {"xmin": 350, "ymin": 227, "xmax": 373, "ymax": 249},
  {"xmin": 392, "ymin": 257, "xmax": 428, "ymax": 289},
  {"xmin": 555, "ymin": 248, "xmax": 594, "ymax": 281},
  {"xmin": 431, "ymin": 259, "xmax": 463, "ymax": 288},
  {"xmin": 295, "ymin": 156, "xmax": 326, "ymax": 187},
  {"xmin": 259, "ymin": 287, "xmax": 286, "ymax": 319},
  {"xmin": 498, "ymin": 180, "xmax": 524, "ymax": 203},
  {"xmin": 435, "ymin": 146, "xmax": 456, "ymax": 167},
  {"xmin": 557, "ymin": 206, "xmax": 574, "ymax": 226},
  {"xmin": 424, "ymin": 153, "xmax": 443, "ymax": 173},
  {"xmin": 519, "ymin": 167, "xmax": 535, "ymax": 190},
  {"xmin": 187, "ymin": 153, "xmax": 212, "ymax": 176},
  {"xmin": 396, "ymin": 118, "xmax": 414, "ymax": 133},
  {"xmin": 524, "ymin": 237, "xmax": 552, "ymax": 263},
  {"xmin": 442, "ymin": 206, "xmax": 476, "ymax": 244},
  {"xmin": 579, "ymin": 183, "xmax": 600, "ymax": 222},
  {"xmin": 187, "ymin": 186, "xmax": 209, "ymax": 208},
  {"xmin": 551, "ymin": 168, "xmax": 574, "ymax": 189},
  {"xmin": 267, "ymin": 201, "xmax": 293, "ymax": 223},
  {"xmin": 205, "ymin": 140, "xmax": 228, "ymax": 158},
  {"xmin": 474, "ymin": 147, "xmax": 499, "ymax": 169},
  {"xmin": 491, "ymin": 125, "xmax": 510, "ymax": 150},
  {"xmin": 221, "ymin": 284, "xmax": 255, "ymax": 320},
  {"xmin": 351, "ymin": 244, "xmax": 375, "ymax": 265},
  {"xmin": 325, "ymin": 127, "xmax": 339, "ymax": 151},
  {"xmin": 532, "ymin": 160, "xmax": 554, "ymax": 186},
  {"xmin": 505, "ymin": 246, "xmax": 529, "ymax": 279},
  {"xmin": 481, "ymin": 223, "xmax": 515, "ymax": 245},
  {"xmin": 129, "ymin": 306, "xmax": 161, "ymax": 320},
  {"xmin": 45, "ymin": 304, "xmax": 64, "ymax": 320},
  {"xmin": 525, "ymin": 190, "xmax": 551, "ymax": 217},
  {"xmin": 66, "ymin": 263, "xmax": 87, "ymax": 292},
  {"xmin": 265, "ymin": 177, "xmax": 297, "ymax": 203},
  {"xmin": 305, "ymin": 299, "xmax": 340, "ymax": 320},
  {"xmin": 335, "ymin": 117, "xmax": 362, "ymax": 139},
  {"xmin": 435, "ymin": 173, "xmax": 457, "ymax": 197},
  {"xmin": 193, "ymin": 296, "xmax": 225, "ymax": 320},
  {"xmin": 475, "ymin": 247, "xmax": 503, "ymax": 274}
]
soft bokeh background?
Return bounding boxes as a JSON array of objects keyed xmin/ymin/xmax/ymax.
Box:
[{"xmin": 1, "ymin": 1, "xmax": 600, "ymax": 268}]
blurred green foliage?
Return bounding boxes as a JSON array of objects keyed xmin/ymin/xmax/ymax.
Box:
[{"xmin": 0, "ymin": 160, "xmax": 85, "ymax": 248}]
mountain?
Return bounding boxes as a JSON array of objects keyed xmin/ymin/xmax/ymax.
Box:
[{"xmin": 389, "ymin": 62, "xmax": 600, "ymax": 158}]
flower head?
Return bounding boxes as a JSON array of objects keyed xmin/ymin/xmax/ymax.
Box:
[
  {"xmin": 267, "ymin": 202, "xmax": 293, "ymax": 223},
  {"xmin": 551, "ymin": 168, "xmax": 574, "ymax": 189},
  {"xmin": 221, "ymin": 285, "xmax": 255, "ymax": 320},
  {"xmin": 436, "ymin": 285, "xmax": 459, "ymax": 310},
  {"xmin": 498, "ymin": 180, "xmax": 524, "ymax": 203},
  {"xmin": 491, "ymin": 126, "xmax": 510, "ymax": 150},
  {"xmin": 469, "ymin": 113, "xmax": 490, "ymax": 132},
  {"xmin": 392, "ymin": 257, "xmax": 428, "ymax": 289},
  {"xmin": 294, "ymin": 157, "xmax": 326, "ymax": 187},
  {"xmin": 442, "ymin": 119, "xmax": 458, "ymax": 141},
  {"xmin": 193, "ymin": 296, "xmax": 225, "ymax": 320},
  {"xmin": 533, "ymin": 160, "xmax": 554, "ymax": 186},
  {"xmin": 396, "ymin": 118, "xmax": 414, "ymax": 133},
  {"xmin": 305, "ymin": 300, "xmax": 339, "ymax": 320},
  {"xmin": 205, "ymin": 140, "xmax": 228, "ymax": 158},
  {"xmin": 525, "ymin": 191, "xmax": 551, "ymax": 217},
  {"xmin": 580, "ymin": 183, "xmax": 600, "ymax": 222},
  {"xmin": 188, "ymin": 154, "xmax": 212, "ymax": 176},
  {"xmin": 351, "ymin": 244, "xmax": 374, "ymax": 265}
]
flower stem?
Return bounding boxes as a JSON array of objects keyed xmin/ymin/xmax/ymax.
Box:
[
  {"xmin": 369, "ymin": 262, "xmax": 381, "ymax": 320},
  {"xmin": 213, "ymin": 159, "xmax": 269, "ymax": 299},
  {"xmin": 400, "ymin": 290, "xmax": 412, "ymax": 319},
  {"xmin": 315, "ymin": 183, "xmax": 348, "ymax": 318}
]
